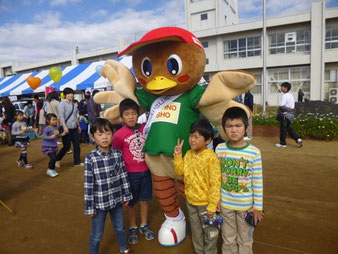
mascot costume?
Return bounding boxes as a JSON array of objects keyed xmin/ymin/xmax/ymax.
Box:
[{"xmin": 94, "ymin": 27, "xmax": 256, "ymax": 247}]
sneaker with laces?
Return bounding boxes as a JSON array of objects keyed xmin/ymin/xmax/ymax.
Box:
[
  {"xmin": 74, "ymin": 162, "xmax": 84, "ymax": 167},
  {"xmin": 275, "ymin": 143, "xmax": 287, "ymax": 148},
  {"xmin": 25, "ymin": 164, "xmax": 33, "ymax": 169},
  {"xmin": 55, "ymin": 161, "xmax": 61, "ymax": 168},
  {"xmin": 128, "ymin": 227, "xmax": 138, "ymax": 244},
  {"xmin": 297, "ymin": 138, "xmax": 303, "ymax": 148},
  {"xmin": 17, "ymin": 160, "xmax": 23, "ymax": 167},
  {"xmin": 140, "ymin": 224, "xmax": 155, "ymax": 240},
  {"xmin": 46, "ymin": 169, "xmax": 59, "ymax": 177}
]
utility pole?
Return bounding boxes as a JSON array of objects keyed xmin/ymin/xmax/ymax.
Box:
[{"xmin": 262, "ymin": 0, "xmax": 267, "ymax": 113}]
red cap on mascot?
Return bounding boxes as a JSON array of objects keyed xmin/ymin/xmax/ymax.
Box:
[{"xmin": 117, "ymin": 27, "xmax": 204, "ymax": 57}]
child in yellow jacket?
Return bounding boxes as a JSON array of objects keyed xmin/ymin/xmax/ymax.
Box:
[{"xmin": 174, "ymin": 119, "xmax": 221, "ymax": 254}]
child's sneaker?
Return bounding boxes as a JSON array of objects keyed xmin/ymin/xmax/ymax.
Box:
[
  {"xmin": 46, "ymin": 169, "xmax": 59, "ymax": 178},
  {"xmin": 120, "ymin": 248, "xmax": 134, "ymax": 254},
  {"xmin": 128, "ymin": 227, "xmax": 138, "ymax": 244},
  {"xmin": 24, "ymin": 164, "xmax": 33, "ymax": 169},
  {"xmin": 17, "ymin": 160, "xmax": 23, "ymax": 167},
  {"xmin": 139, "ymin": 224, "xmax": 155, "ymax": 240},
  {"xmin": 74, "ymin": 162, "xmax": 84, "ymax": 167},
  {"xmin": 275, "ymin": 143, "xmax": 287, "ymax": 148},
  {"xmin": 55, "ymin": 161, "xmax": 61, "ymax": 168},
  {"xmin": 297, "ymin": 138, "xmax": 303, "ymax": 148}
]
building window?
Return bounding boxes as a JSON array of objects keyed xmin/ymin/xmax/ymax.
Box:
[
  {"xmin": 201, "ymin": 13, "xmax": 208, "ymax": 21},
  {"xmin": 224, "ymin": 36, "xmax": 261, "ymax": 59},
  {"xmin": 325, "ymin": 27, "xmax": 338, "ymax": 49},
  {"xmin": 251, "ymin": 73, "xmax": 262, "ymax": 94},
  {"xmin": 206, "ymin": 58, "xmax": 209, "ymax": 65},
  {"xmin": 202, "ymin": 41, "xmax": 209, "ymax": 48},
  {"xmin": 269, "ymin": 30, "xmax": 311, "ymax": 55},
  {"xmin": 268, "ymin": 66, "xmax": 310, "ymax": 94}
]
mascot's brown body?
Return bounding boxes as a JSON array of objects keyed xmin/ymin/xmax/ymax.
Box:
[{"xmin": 94, "ymin": 27, "xmax": 256, "ymax": 246}]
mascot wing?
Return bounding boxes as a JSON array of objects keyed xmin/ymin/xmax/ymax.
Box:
[
  {"xmin": 197, "ymin": 70, "xmax": 256, "ymax": 139},
  {"xmin": 93, "ymin": 59, "xmax": 139, "ymax": 124}
]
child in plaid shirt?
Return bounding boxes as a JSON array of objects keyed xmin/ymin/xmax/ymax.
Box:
[{"xmin": 84, "ymin": 118, "xmax": 133, "ymax": 254}]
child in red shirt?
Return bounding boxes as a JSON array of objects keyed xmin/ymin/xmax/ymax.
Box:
[{"xmin": 113, "ymin": 99, "xmax": 155, "ymax": 245}]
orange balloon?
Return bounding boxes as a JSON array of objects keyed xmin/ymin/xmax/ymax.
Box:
[{"xmin": 27, "ymin": 77, "xmax": 41, "ymax": 90}]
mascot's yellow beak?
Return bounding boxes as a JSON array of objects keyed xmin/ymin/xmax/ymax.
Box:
[{"xmin": 146, "ymin": 76, "xmax": 177, "ymax": 94}]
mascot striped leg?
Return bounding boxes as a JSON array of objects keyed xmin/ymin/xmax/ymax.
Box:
[{"xmin": 152, "ymin": 175, "xmax": 186, "ymax": 246}]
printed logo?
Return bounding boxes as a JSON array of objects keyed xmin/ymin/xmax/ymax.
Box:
[{"xmin": 153, "ymin": 102, "xmax": 181, "ymax": 124}]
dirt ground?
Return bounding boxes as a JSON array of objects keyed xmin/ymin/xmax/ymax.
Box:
[{"xmin": 0, "ymin": 136, "xmax": 337, "ymax": 254}]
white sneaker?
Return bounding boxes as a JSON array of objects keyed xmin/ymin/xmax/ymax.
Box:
[
  {"xmin": 46, "ymin": 169, "xmax": 59, "ymax": 177},
  {"xmin": 57, "ymin": 141, "xmax": 62, "ymax": 145},
  {"xmin": 66, "ymin": 150, "xmax": 72, "ymax": 154},
  {"xmin": 297, "ymin": 138, "xmax": 303, "ymax": 148},
  {"xmin": 275, "ymin": 143, "xmax": 287, "ymax": 148},
  {"xmin": 74, "ymin": 162, "xmax": 84, "ymax": 167},
  {"xmin": 244, "ymin": 137, "xmax": 252, "ymax": 141},
  {"xmin": 55, "ymin": 161, "xmax": 61, "ymax": 168}
]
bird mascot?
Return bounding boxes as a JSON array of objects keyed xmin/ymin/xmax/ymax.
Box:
[{"xmin": 94, "ymin": 27, "xmax": 256, "ymax": 247}]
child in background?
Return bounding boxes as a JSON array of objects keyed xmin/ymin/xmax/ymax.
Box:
[
  {"xmin": 41, "ymin": 113, "xmax": 66, "ymax": 178},
  {"xmin": 113, "ymin": 99, "xmax": 155, "ymax": 245},
  {"xmin": 85, "ymin": 118, "xmax": 133, "ymax": 254},
  {"xmin": 174, "ymin": 119, "xmax": 221, "ymax": 254},
  {"xmin": 79, "ymin": 112, "xmax": 89, "ymax": 143},
  {"xmin": 12, "ymin": 111, "xmax": 33, "ymax": 169},
  {"xmin": 215, "ymin": 107, "xmax": 264, "ymax": 254}
]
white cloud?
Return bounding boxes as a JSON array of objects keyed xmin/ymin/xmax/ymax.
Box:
[
  {"xmin": 89, "ymin": 9, "xmax": 108, "ymax": 19},
  {"xmin": 50, "ymin": 0, "xmax": 81, "ymax": 7},
  {"xmin": 0, "ymin": 0, "xmax": 185, "ymax": 63}
]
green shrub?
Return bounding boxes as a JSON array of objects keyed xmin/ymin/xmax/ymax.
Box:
[{"xmin": 253, "ymin": 113, "xmax": 338, "ymax": 141}]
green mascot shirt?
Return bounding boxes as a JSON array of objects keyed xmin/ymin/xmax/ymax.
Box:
[{"xmin": 135, "ymin": 85, "xmax": 205, "ymax": 157}]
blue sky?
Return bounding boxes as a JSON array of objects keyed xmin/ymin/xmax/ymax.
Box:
[{"xmin": 1, "ymin": 0, "xmax": 337, "ymax": 63}]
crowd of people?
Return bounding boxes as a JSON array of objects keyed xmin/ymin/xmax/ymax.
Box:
[{"xmin": 0, "ymin": 82, "xmax": 307, "ymax": 254}]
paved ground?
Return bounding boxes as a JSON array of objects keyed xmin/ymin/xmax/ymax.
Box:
[{"xmin": 0, "ymin": 136, "xmax": 337, "ymax": 254}]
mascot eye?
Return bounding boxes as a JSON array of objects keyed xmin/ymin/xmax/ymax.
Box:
[
  {"xmin": 141, "ymin": 57, "xmax": 152, "ymax": 77},
  {"xmin": 167, "ymin": 54, "xmax": 182, "ymax": 75}
]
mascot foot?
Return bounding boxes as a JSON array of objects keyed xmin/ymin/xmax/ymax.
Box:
[{"xmin": 158, "ymin": 209, "xmax": 186, "ymax": 247}]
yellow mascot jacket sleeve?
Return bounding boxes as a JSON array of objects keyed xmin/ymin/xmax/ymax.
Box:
[{"xmin": 174, "ymin": 148, "xmax": 221, "ymax": 212}]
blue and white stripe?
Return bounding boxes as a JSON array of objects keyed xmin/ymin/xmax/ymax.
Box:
[{"xmin": 0, "ymin": 56, "xmax": 133, "ymax": 97}]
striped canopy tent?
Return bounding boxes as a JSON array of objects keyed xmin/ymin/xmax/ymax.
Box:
[{"xmin": 0, "ymin": 56, "xmax": 133, "ymax": 97}]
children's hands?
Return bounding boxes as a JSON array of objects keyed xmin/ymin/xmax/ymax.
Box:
[
  {"xmin": 174, "ymin": 139, "xmax": 184, "ymax": 156},
  {"xmin": 123, "ymin": 201, "xmax": 129, "ymax": 208},
  {"xmin": 247, "ymin": 208, "xmax": 264, "ymax": 225},
  {"xmin": 206, "ymin": 210, "xmax": 215, "ymax": 218},
  {"xmin": 216, "ymin": 202, "xmax": 221, "ymax": 213},
  {"xmin": 89, "ymin": 214, "xmax": 96, "ymax": 218},
  {"xmin": 50, "ymin": 134, "xmax": 56, "ymax": 139}
]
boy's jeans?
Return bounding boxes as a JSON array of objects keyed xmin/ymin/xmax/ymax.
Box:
[{"xmin": 90, "ymin": 205, "xmax": 127, "ymax": 254}]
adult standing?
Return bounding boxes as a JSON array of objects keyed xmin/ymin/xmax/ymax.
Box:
[
  {"xmin": 276, "ymin": 82, "xmax": 303, "ymax": 148},
  {"xmin": 33, "ymin": 95, "xmax": 43, "ymax": 128},
  {"xmin": 87, "ymin": 89, "xmax": 101, "ymax": 144},
  {"xmin": 244, "ymin": 90, "xmax": 254, "ymax": 140},
  {"xmin": 55, "ymin": 88, "xmax": 83, "ymax": 167},
  {"xmin": 78, "ymin": 90, "xmax": 90, "ymax": 116},
  {"xmin": 2, "ymin": 97, "xmax": 16, "ymax": 146},
  {"xmin": 298, "ymin": 89, "xmax": 304, "ymax": 102},
  {"xmin": 24, "ymin": 101, "xmax": 35, "ymax": 127},
  {"xmin": 46, "ymin": 91, "xmax": 60, "ymax": 119}
]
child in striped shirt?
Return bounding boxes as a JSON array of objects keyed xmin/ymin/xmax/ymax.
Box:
[{"xmin": 215, "ymin": 107, "xmax": 263, "ymax": 254}]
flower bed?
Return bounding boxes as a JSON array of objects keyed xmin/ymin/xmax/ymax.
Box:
[{"xmin": 253, "ymin": 113, "xmax": 338, "ymax": 141}]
